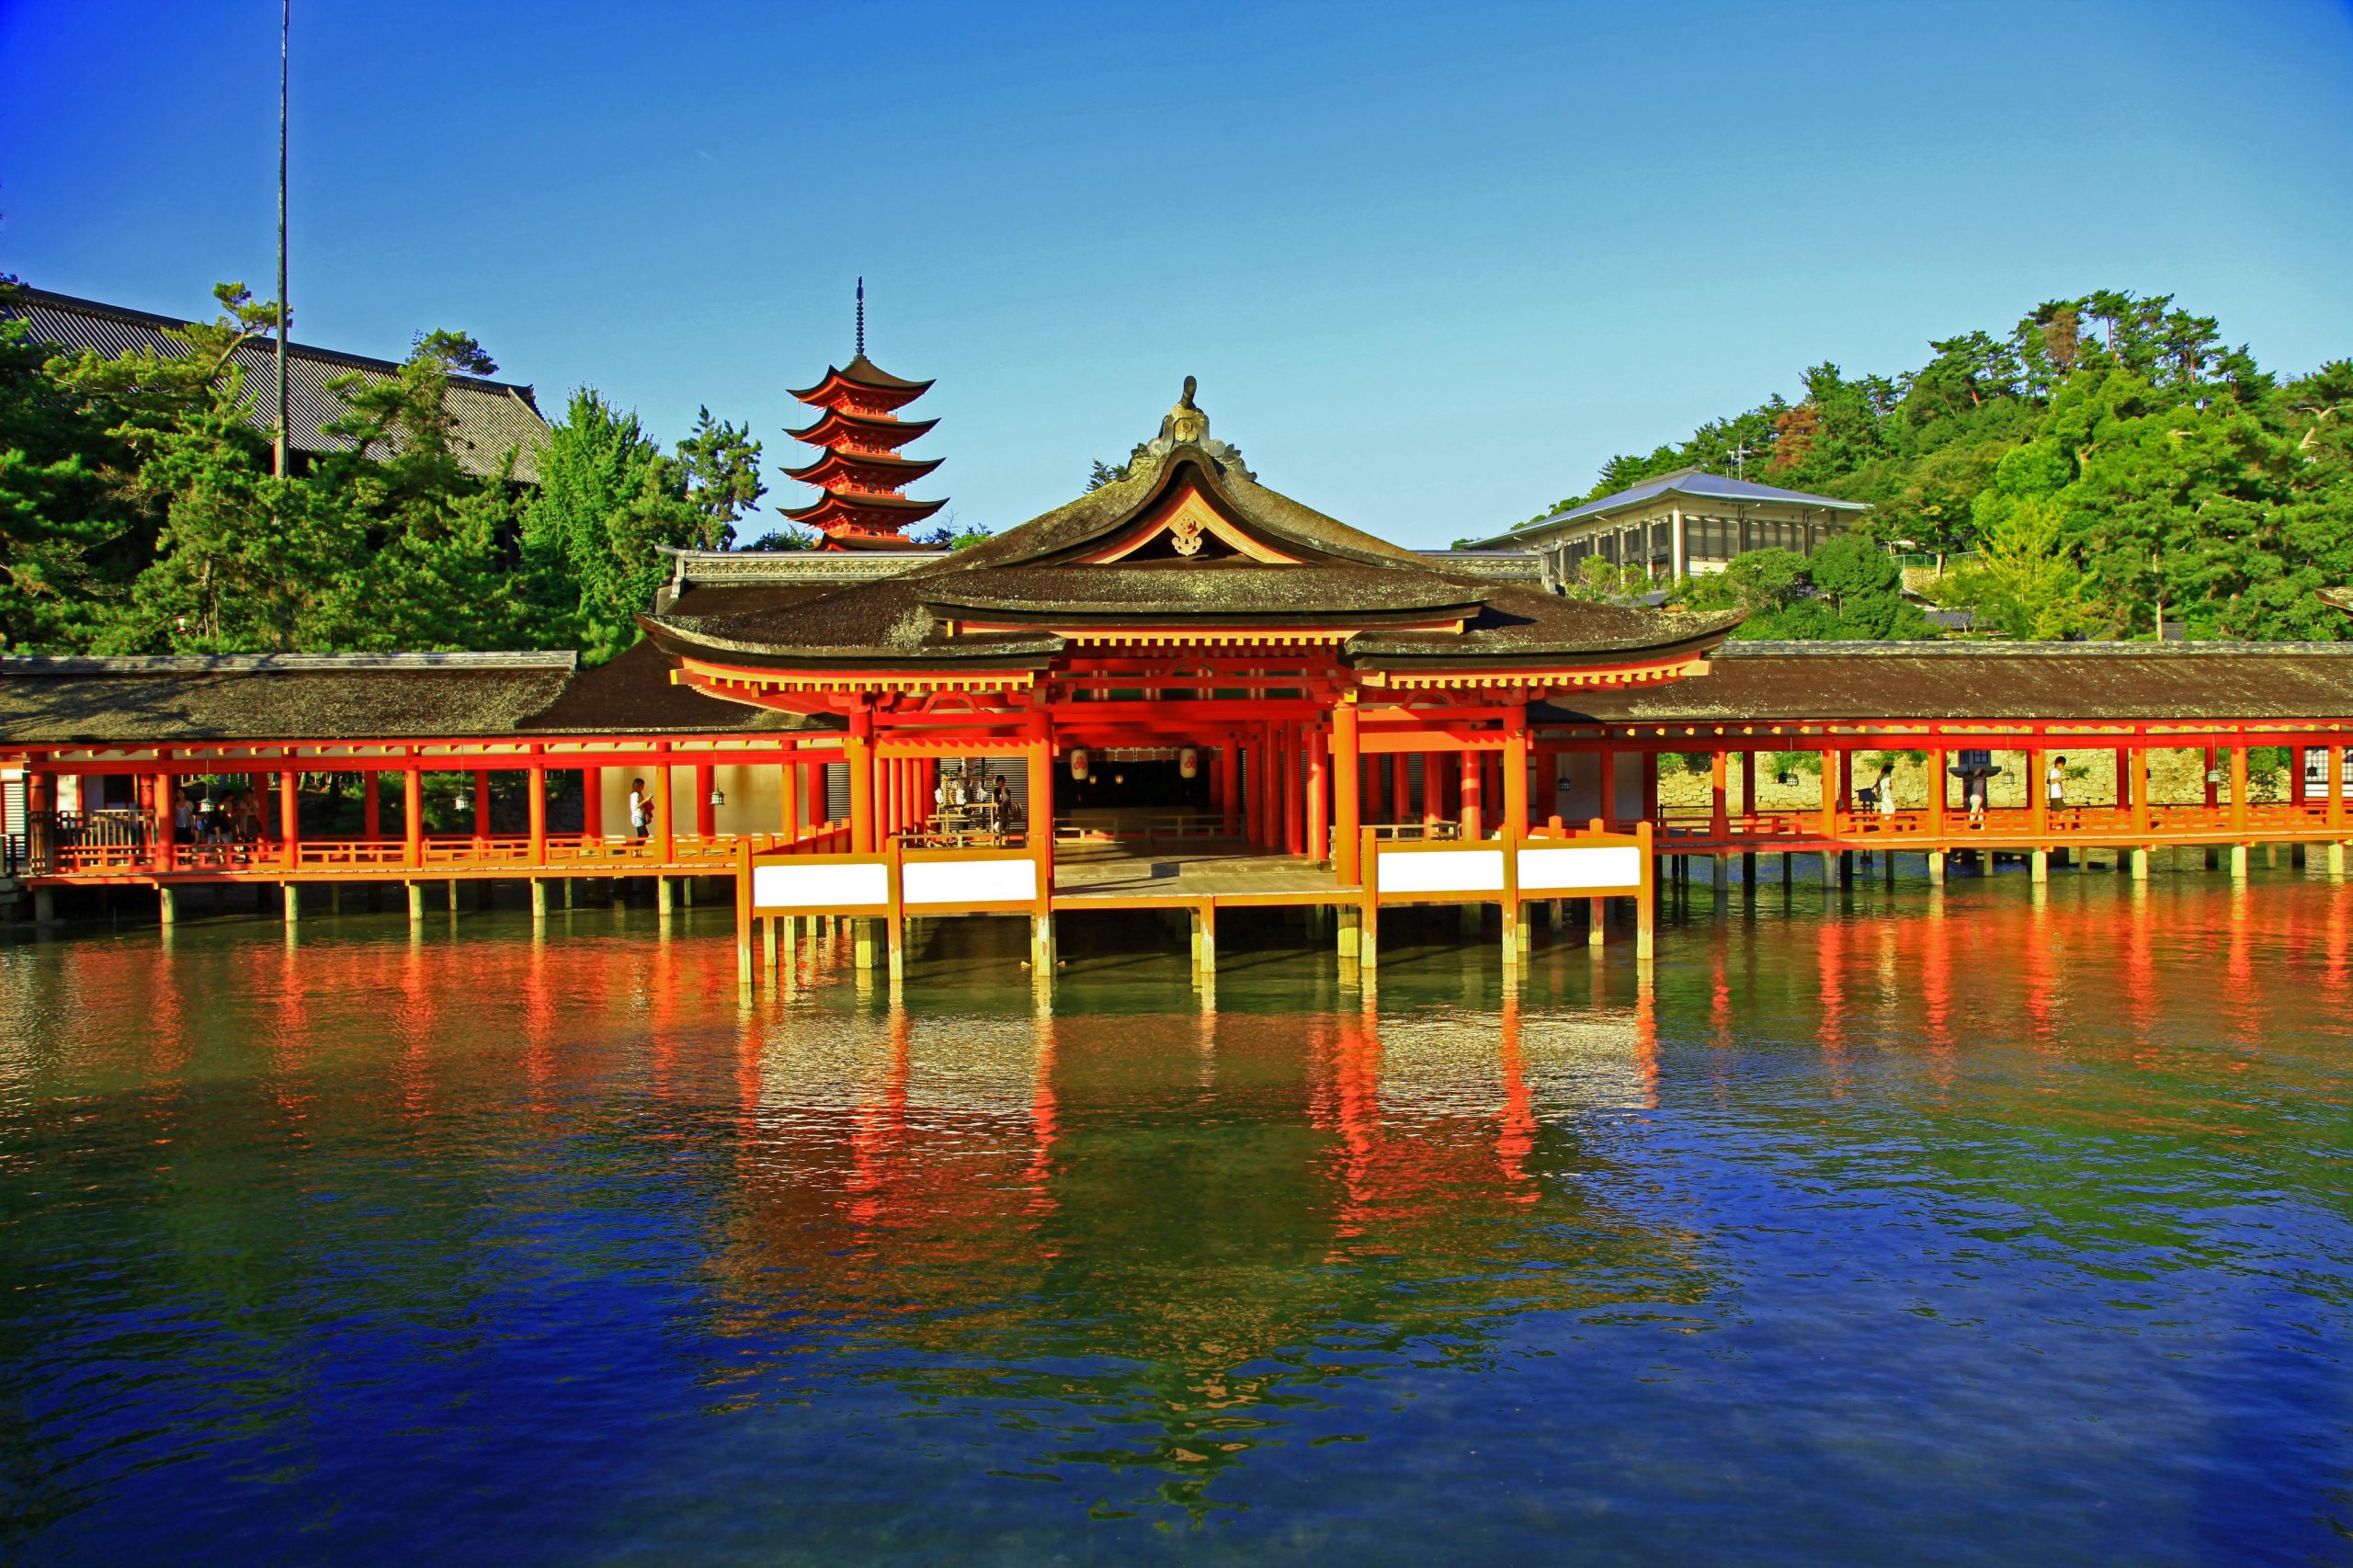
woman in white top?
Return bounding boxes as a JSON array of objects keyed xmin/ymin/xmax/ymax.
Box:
[
  {"xmin": 2047, "ymin": 756, "xmax": 2068, "ymax": 813},
  {"xmin": 627, "ymin": 778, "xmax": 649, "ymax": 840}
]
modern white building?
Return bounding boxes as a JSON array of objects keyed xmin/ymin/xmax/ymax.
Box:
[{"xmin": 1464, "ymin": 468, "xmax": 1870, "ymax": 584}]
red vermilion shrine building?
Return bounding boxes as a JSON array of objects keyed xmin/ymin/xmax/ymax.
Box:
[{"xmin": 2, "ymin": 371, "xmax": 2350, "ymax": 980}]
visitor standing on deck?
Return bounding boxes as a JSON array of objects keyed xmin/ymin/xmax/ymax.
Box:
[
  {"xmin": 628, "ymin": 778, "xmax": 648, "ymax": 841},
  {"xmin": 2048, "ymin": 756, "xmax": 2067, "ymax": 816}
]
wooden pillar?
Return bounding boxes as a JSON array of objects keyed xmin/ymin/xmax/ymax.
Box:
[
  {"xmin": 1738, "ymin": 749, "xmax": 1756, "ymax": 826},
  {"xmin": 2229, "ymin": 743, "xmax": 2249, "ymax": 835},
  {"xmin": 468, "ymin": 767, "xmax": 488, "ymax": 846},
  {"xmin": 2028, "ymin": 744, "xmax": 2049, "ymax": 840},
  {"xmin": 1218, "ymin": 741, "xmax": 1241, "ymax": 835},
  {"xmin": 403, "ymin": 759, "xmax": 423, "ymax": 869},
  {"xmin": 1422, "ymin": 751, "xmax": 1444, "ymax": 832},
  {"xmin": 528, "ymin": 751, "xmax": 548, "ymax": 867},
  {"xmin": 1333, "ymin": 703, "xmax": 1361, "ymax": 881},
  {"xmin": 1597, "ymin": 744, "xmax": 1617, "ymax": 830},
  {"xmin": 1392, "ymin": 752, "xmax": 1412, "ymax": 826},
  {"xmin": 1927, "ymin": 744, "xmax": 1947, "ymax": 840},
  {"xmin": 654, "ymin": 755, "xmax": 675, "ymax": 862},
  {"xmin": 153, "ymin": 760, "xmax": 176, "ymax": 873},
  {"xmin": 1306, "ymin": 724, "xmax": 1330, "ymax": 864},
  {"xmin": 847, "ymin": 708, "xmax": 876, "ymax": 855},
  {"xmin": 694, "ymin": 762, "xmax": 716, "ymax": 838},
  {"xmin": 2329, "ymin": 743, "xmax": 2347, "ymax": 835},
  {"xmin": 1504, "ymin": 714, "xmax": 1529, "ymax": 839},
  {"xmin": 2131, "ymin": 745, "xmax": 2152, "ymax": 837},
  {"xmin": 2204, "ymin": 745, "xmax": 2220, "ymax": 812},
  {"xmin": 1026, "ymin": 704, "xmax": 1054, "ymax": 908},
  {"xmin": 1818, "ymin": 747, "xmax": 1838, "ymax": 839},
  {"xmin": 1709, "ymin": 748, "xmax": 1729, "ymax": 839},
  {"xmin": 279, "ymin": 767, "xmax": 300, "ymax": 870},
  {"xmin": 1642, "ymin": 750, "xmax": 1660, "ymax": 824},
  {"xmin": 1279, "ymin": 724, "xmax": 1297, "ymax": 853},
  {"xmin": 1459, "ymin": 747, "xmax": 1483, "ymax": 839},
  {"xmin": 2116, "ymin": 747, "xmax": 2133, "ymax": 812},
  {"xmin": 582, "ymin": 765, "xmax": 603, "ymax": 838},
  {"xmin": 363, "ymin": 771, "xmax": 381, "ymax": 839},
  {"xmin": 779, "ymin": 759, "xmax": 800, "ymax": 840}
]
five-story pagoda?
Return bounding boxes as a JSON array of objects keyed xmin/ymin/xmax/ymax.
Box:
[{"xmin": 781, "ymin": 280, "xmax": 946, "ymax": 550}]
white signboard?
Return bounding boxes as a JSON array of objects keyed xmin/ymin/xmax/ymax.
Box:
[
  {"xmin": 1377, "ymin": 846, "xmax": 1506, "ymax": 894},
  {"xmin": 1518, "ymin": 844, "xmax": 1643, "ymax": 894},
  {"xmin": 903, "ymin": 857, "xmax": 1038, "ymax": 908},
  {"xmin": 754, "ymin": 861, "xmax": 889, "ymax": 911}
]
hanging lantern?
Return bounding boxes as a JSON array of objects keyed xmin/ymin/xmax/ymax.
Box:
[
  {"xmin": 453, "ymin": 787, "xmax": 473, "ymax": 813},
  {"xmin": 1179, "ymin": 746, "xmax": 1199, "ymax": 779},
  {"xmin": 708, "ymin": 786, "xmax": 726, "ymax": 809},
  {"xmin": 1069, "ymin": 747, "xmax": 1090, "ymax": 782}
]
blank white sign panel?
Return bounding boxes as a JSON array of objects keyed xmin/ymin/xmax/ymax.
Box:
[
  {"xmin": 1518, "ymin": 845, "xmax": 1643, "ymax": 893},
  {"xmin": 903, "ymin": 858, "xmax": 1037, "ymax": 907},
  {"xmin": 1377, "ymin": 847, "xmax": 1506, "ymax": 894},
  {"xmin": 754, "ymin": 861, "xmax": 889, "ymax": 910}
]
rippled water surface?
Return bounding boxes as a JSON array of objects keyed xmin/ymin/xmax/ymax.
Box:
[{"xmin": 2, "ymin": 870, "xmax": 2350, "ymax": 1564}]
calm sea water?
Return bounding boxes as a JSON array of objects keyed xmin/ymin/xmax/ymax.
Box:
[{"xmin": 1, "ymin": 869, "xmax": 2348, "ymax": 1564}]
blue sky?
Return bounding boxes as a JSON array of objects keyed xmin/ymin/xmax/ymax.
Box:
[{"xmin": 6, "ymin": 0, "xmax": 2352, "ymax": 546}]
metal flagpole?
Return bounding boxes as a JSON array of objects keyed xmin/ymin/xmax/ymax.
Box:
[{"xmin": 274, "ymin": 0, "xmax": 290, "ymax": 479}]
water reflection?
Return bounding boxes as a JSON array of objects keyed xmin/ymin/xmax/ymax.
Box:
[{"xmin": 0, "ymin": 873, "xmax": 2347, "ymax": 1562}]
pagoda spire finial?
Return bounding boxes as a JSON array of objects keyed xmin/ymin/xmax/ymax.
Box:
[{"xmin": 856, "ymin": 277, "xmax": 865, "ymax": 358}]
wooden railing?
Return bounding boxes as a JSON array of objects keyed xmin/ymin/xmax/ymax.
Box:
[{"xmin": 28, "ymin": 822, "xmax": 852, "ymax": 880}]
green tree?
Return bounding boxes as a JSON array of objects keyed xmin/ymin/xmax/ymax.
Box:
[
  {"xmin": 519, "ymin": 390, "xmax": 702, "ymax": 663},
  {"xmin": 0, "ymin": 276, "xmax": 129, "ymax": 650},
  {"xmin": 50, "ymin": 283, "xmax": 371, "ymax": 653},
  {"xmin": 676, "ymin": 406, "xmax": 765, "ymax": 550}
]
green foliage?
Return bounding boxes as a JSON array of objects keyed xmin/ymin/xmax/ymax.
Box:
[
  {"xmin": 1514, "ymin": 288, "xmax": 2353, "ymax": 641},
  {"xmin": 3, "ymin": 279, "xmax": 767, "ymax": 660},
  {"xmin": 0, "ymin": 276, "xmax": 131, "ymax": 650},
  {"xmin": 1681, "ymin": 540, "xmax": 1930, "ymax": 641},
  {"xmin": 519, "ymin": 390, "xmax": 705, "ymax": 664},
  {"xmin": 676, "ymin": 405, "xmax": 765, "ymax": 550}
]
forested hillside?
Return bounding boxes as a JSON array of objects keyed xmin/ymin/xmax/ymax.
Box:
[{"xmin": 1518, "ymin": 290, "xmax": 2353, "ymax": 641}]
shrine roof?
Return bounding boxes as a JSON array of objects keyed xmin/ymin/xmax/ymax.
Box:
[
  {"xmin": 780, "ymin": 449, "xmax": 943, "ymax": 483},
  {"xmin": 515, "ymin": 642, "xmax": 834, "ymax": 734},
  {"xmin": 788, "ymin": 354, "xmax": 934, "ymax": 402},
  {"xmin": 645, "ymin": 415, "xmax": 1741, "ymax": 672},
  {"xmin": 918, "ymin": 562, "xmax": 1488, "ymax": 622},
  {"xmin": 0, "ymin": 653, "xmax": 577, "ymax": 744},
  {"xmin": 783, "ymin": 409, "xmax": 938, "ymax": 444},
  {"xmin": 1532, "ymin": 641, "xmax": 2353, "ymax": 725}
]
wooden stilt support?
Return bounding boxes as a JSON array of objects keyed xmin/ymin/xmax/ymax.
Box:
[
  {"xmin": 1927, "ymin": 850, "xmax": 1945, "ymax": 885},
  {"xmin": 530, "ymin": 880, "xmax": 549, "ymax": 921},
  {"xmin": 2132, "ymin": 846, "xmax": 2152, "ymax": 881},
  {"xmin": 2030, "ymin": 848, "xmax": 2049, "ymax": 883},
  {"xmin": 2231, "ymin": 844, "xmax": 2250, "ymax": 881},
  {"xmin": 1635, "ymin": 824, "xmax": 1656, "ymax": 960},
  {"xmin": 158, "ymin": 884, "xmax": 178, "ymax": 926},
  {"xmin": 1196, "ymin": 903, "xmax": 1219, "ymax": 974},
  {"xmin": 1029, "ymin": 911, "xmax": 1056, "ymax": 972},
  {"xmin": 656, "ymin": 876, "xmax": 676, "ymax": 918},
  {"xmin": 1336, "ymin": 903, "xmax": 1358, "ymax": 960},
  {"xmin": 282, "ymin": 882, "xmax": 300, "ymax": 925},
  {"xmin": 406, "ymin": 881, "xmax": 424, "ymax": 923}
]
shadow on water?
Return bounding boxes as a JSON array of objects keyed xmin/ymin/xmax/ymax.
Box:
[{"xmin": 0, "ymin": 869, "xmax": 2347, "ymax": 1562}]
